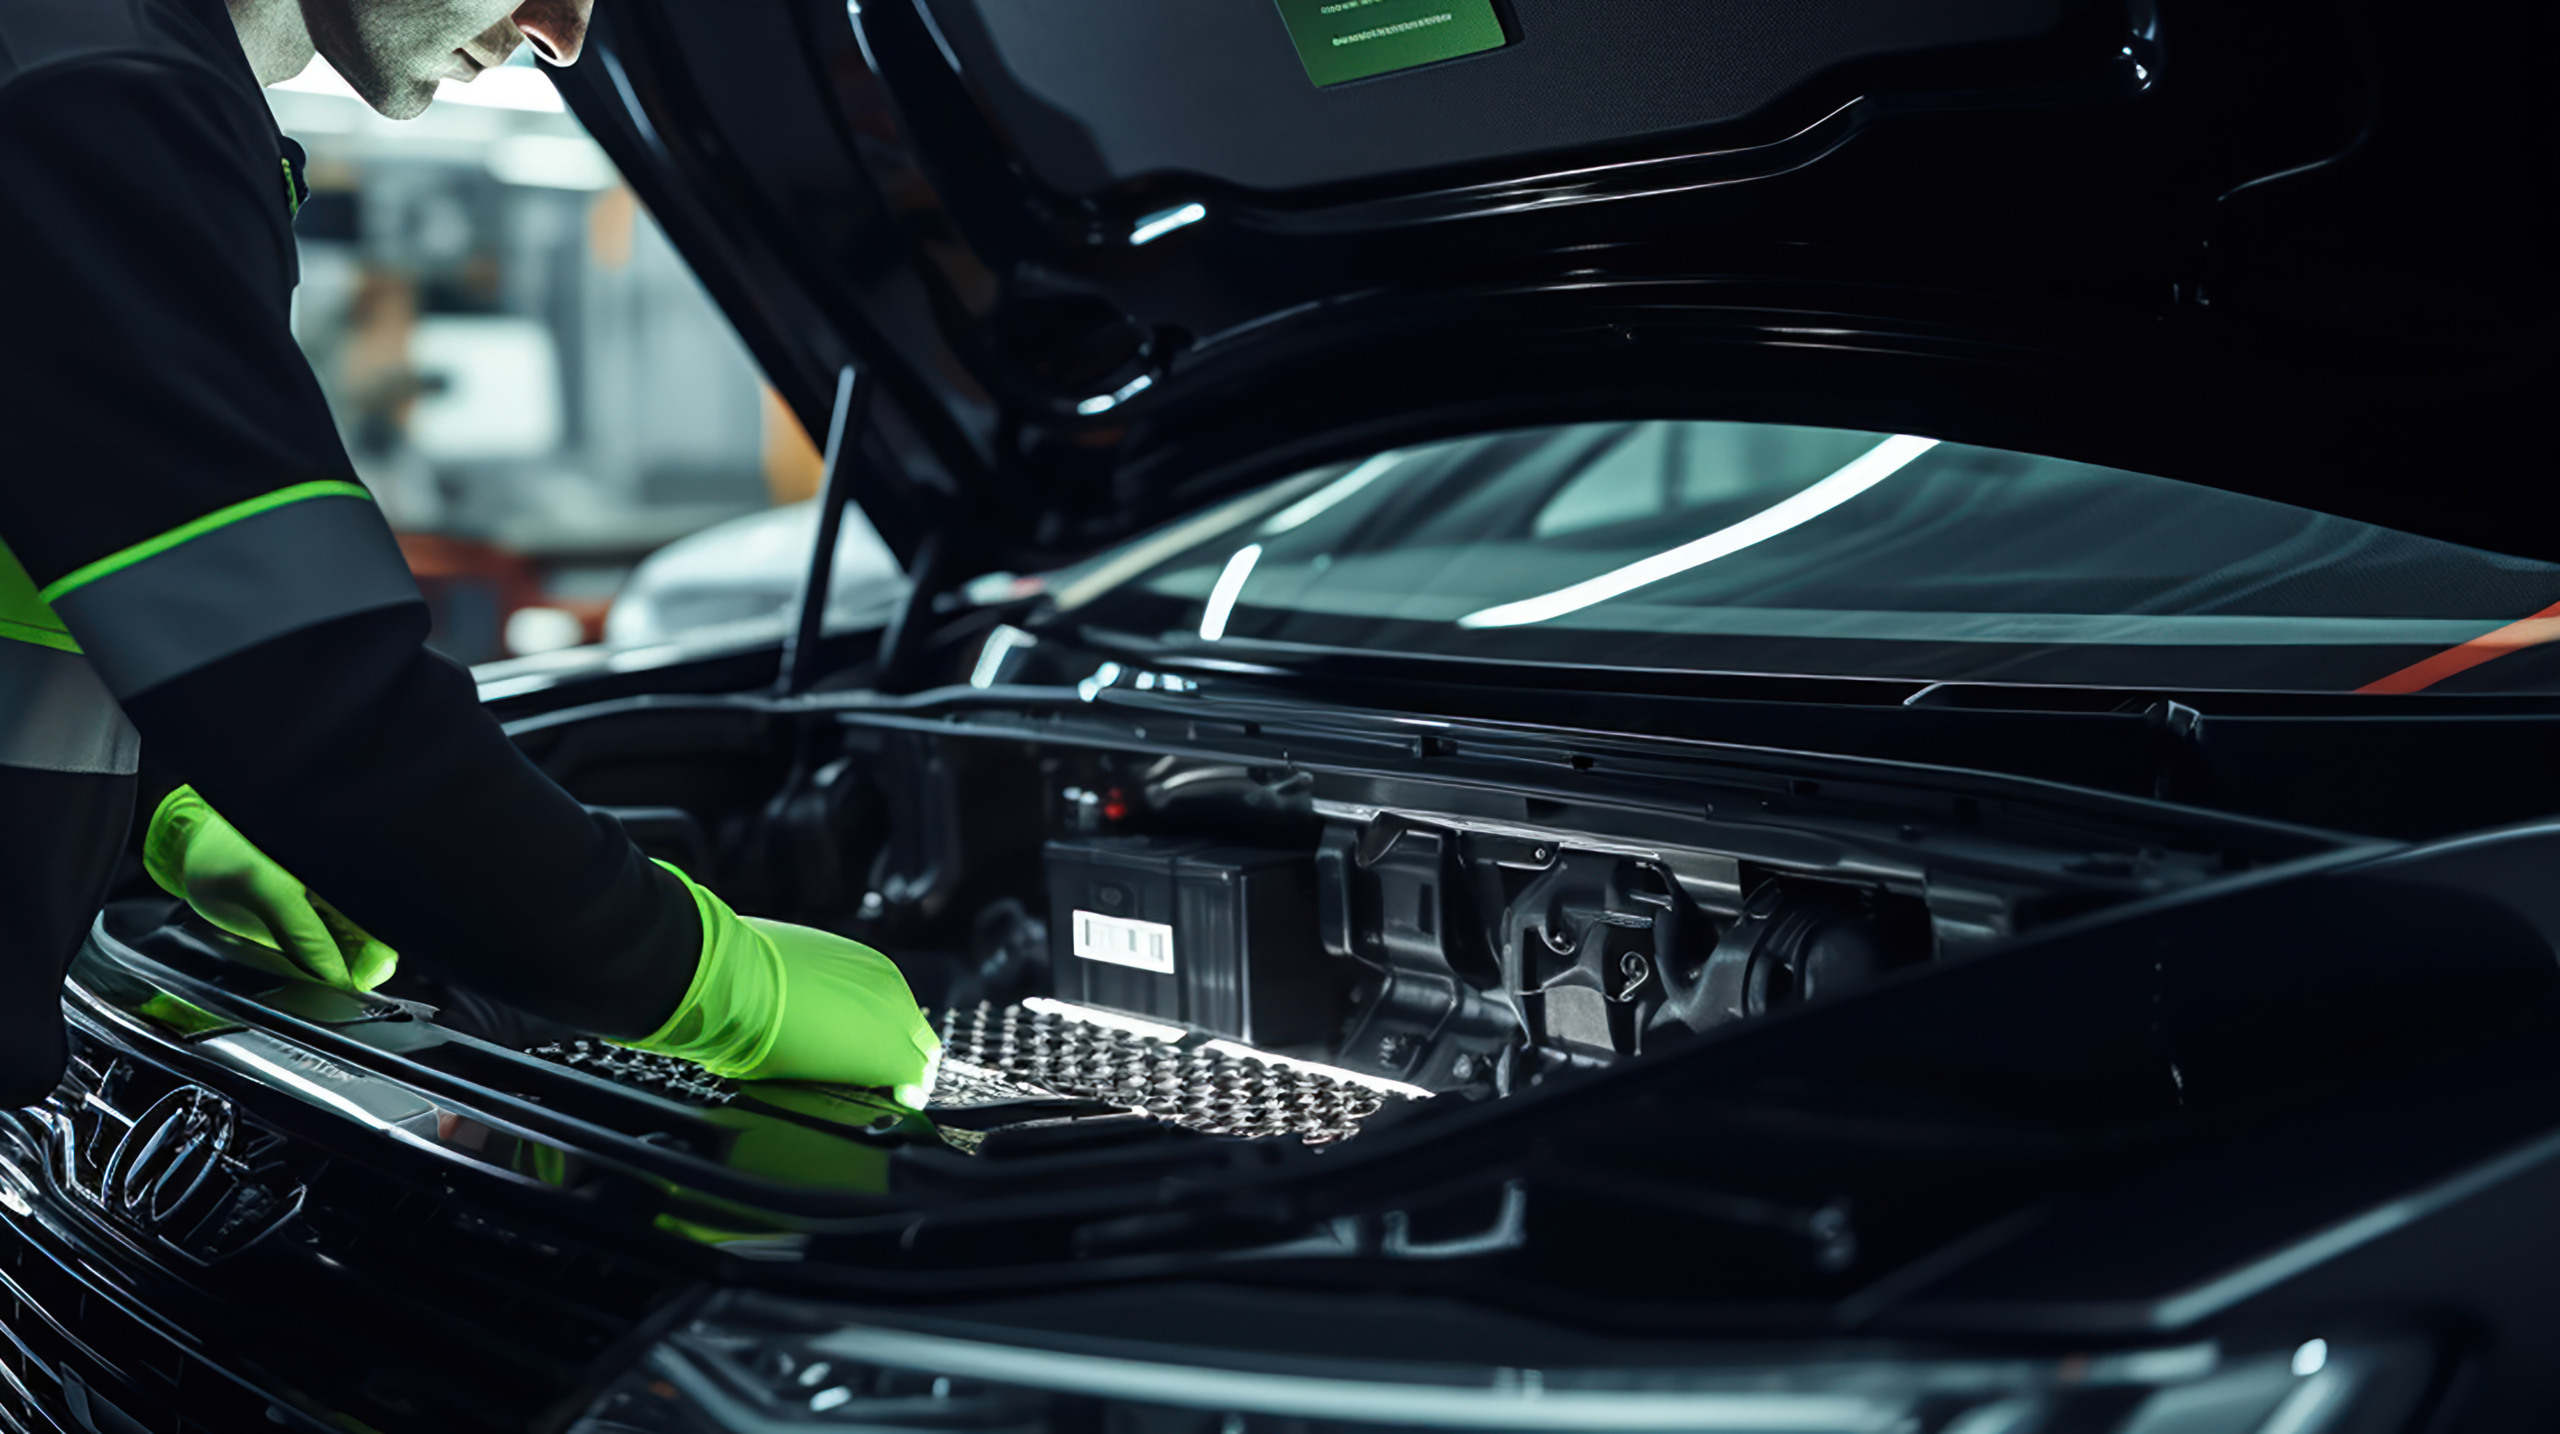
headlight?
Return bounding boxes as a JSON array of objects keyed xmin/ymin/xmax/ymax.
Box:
[{"xmin": 572, "ymin": 1292, "xmax": 2428, "ymax": 1434}]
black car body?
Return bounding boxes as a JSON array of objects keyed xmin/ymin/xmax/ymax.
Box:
[{"xmin": 6, "ymin": 1, "xmax": 2558, "ymax": 1432}]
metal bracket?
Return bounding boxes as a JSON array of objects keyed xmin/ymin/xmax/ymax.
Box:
[{"xmin": 872, "ymin": 526, "xmax": 967, "ymax": 694}]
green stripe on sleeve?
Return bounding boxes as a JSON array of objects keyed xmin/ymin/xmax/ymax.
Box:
[
  {"xmin": 0, "ymin": 615, "xmax": 84, "ymax": 653},
  {"xmin": 38, "ymin": 480, "xmax": 375, "ymax": 606},
  {"xmin": 1, "ymin": 534, "xmax": 80, "ymax": 653}
]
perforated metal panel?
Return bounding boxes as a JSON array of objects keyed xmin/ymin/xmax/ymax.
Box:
[
  {"xmin": 935, "ymin": 1002, "xmax": 1400, "ymax": 1144},
  {"xmin": 532, "ymin": 1007, "xmax": 1410, "ymax": 1145}
]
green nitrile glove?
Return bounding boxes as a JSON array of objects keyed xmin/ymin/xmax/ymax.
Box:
[
  {"xmin": 143, "ymin": 786, "xmax": 399, "ymax": 992},
  {"xmin": 625, "ymin": 864, "xmax": 942, "ymax": 1105}
]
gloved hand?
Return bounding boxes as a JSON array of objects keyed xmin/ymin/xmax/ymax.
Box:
[
  {"xmin": 143, "ymin": 786, "xmax": 399, "ymax": 991},
  {"xmin": 623, "ymin": 864, "xmax": 941, "ymax": 1105}
]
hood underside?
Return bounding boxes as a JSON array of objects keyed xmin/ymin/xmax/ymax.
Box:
[{"xmin": 554, "ymin": 0, "xmax": 2552, "ymax": 571}]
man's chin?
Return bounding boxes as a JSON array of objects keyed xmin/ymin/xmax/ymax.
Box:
[{"xmin": 359, "ymin": 75, "xmax": 442, "ymax": 120}]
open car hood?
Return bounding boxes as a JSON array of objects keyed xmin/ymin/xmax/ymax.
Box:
[{"xmin": 552, "ymin": 0, "xmax": 2550, "ymax": 573}]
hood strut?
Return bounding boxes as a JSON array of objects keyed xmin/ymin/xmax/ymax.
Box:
[
  {"xmin": 779, "ymin": 363, "xmax": 973, "ymax": 697},
  {"xmin": 779, "ymin": 366, "xmax": 870, "ymax": 697}
]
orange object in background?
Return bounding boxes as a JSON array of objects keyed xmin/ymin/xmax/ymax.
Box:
[
  {"xmin": 761, "ymin": 386, "xmax": 824, "ymax": 505},
  {"xmin": 395, "ymin": 532, "xmax": 609, "ymax": 666},
  {"xmin": 588, "ymin": 184, "xmax": 638, "ymax": 272}
]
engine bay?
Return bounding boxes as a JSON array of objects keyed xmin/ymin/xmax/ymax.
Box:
[
  {"xmin": 41, "ymin": 654, "xmax": 2560, "ymax": 1434},
  {"xmin": 477, "ymin": 669, "xmax": 2329, "ymax": 1155}
]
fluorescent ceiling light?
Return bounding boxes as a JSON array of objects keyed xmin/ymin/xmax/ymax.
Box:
[
  {"xmin": 1459, "ymin": 434, "xmax": 1940, "ymax": 629},
  {"xmin": 1197, "ymin": 544, "xmax": 1263, "ymax": 641},
  {"xmin": 1261, "ymin": 450, "xmax": 1407, "ymax": 534},
  {"xmin": 487, "ymin": 134, "xmax": 620, "ymax": 189},
  {"xmin": 1129, "ymin": 202, "xmax": 1207, "ymax": 246}
]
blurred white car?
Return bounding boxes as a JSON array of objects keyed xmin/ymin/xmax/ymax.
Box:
[{"xmin": 603, "ymin": 498, "xmax": 906, "ymax": 648}]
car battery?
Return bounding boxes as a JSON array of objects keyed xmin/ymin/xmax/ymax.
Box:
[{"xmin": 1043, "ymin": 836, "xmax": 1332, "ymax": 1049}]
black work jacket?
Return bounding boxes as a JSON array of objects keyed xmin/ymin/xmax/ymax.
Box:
[{"xmin": 0, "ymin": 0, "xmax": 697, "ymax": 1035}]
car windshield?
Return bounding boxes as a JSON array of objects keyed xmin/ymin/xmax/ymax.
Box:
[{"xmin": 1045, "ymin": 421, "xmax": 2560, "ymax": 693}]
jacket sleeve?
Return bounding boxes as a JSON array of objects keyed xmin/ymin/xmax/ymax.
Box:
[{"xmin": 0, "ymin": 58, "xmax": 700, "ymax": 1036}]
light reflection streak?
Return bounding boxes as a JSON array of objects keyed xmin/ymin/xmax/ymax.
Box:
[
  {"xmin": 1458, "ymin": 435, "xmax": 1939, "ymax": 629},
  {"xmin": 1260, "ymin": 450, "xmax": 1409, "ymax": 534},
  {"xmin": 1197, "ymin": 544, "xmax": 1264, "ymax": 641},
  {"xmin": 1129, "ymin": 202, "xmax": 1208, "ymax": 245}
]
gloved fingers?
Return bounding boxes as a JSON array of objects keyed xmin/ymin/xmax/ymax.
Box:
[
  {"xmin": 192, "ymin": 931, "xmax": 309, "ymax": 984},
  {"xmin": 180, "ymin": 869, "xmax": 329, "ymax": 974},
  {"xmin": 141, "ymin": 786, "xmax": 217, "ymax": 898},
  {"xmin": 346, "ymin": 937, "xmax": 399, "ymax": 993},
  {"xmin": 899, "ymin": 1041, "xmax": 944, "ymax": 1111},
  {"xmin": 619, "ymin": 866, "xmax": 940, "ymax": 1095},
  {"xmin": 147, "ymin": 790, "xmax": 356, "ymax": 988},
  {"xmin": 735, "ymin": 917, "xmax": 941, "ymax": 1091},
  {"xmin": 258, "ymin": 885, "xmax": 356, "ymax": 989},
  {"xmin": 191, "ymin": 866, "xmax": 353, "ymax": 988},
  {"xmin": 315, "ymin": 897, "xmax": 400, "ymax": 992}
]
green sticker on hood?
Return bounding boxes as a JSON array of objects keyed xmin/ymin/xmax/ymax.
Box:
[{"xmin": 1274, "ymin": 0, "xmax": 1508, "ymax": 87}]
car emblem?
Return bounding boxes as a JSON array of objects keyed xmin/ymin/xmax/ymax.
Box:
[{"xmin": 101, "ymin": 1086, "xmax": 236, "ymax": 1234}]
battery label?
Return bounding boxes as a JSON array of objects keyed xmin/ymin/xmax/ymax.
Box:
[
  {"xmin": 1072, "ymin": 909, "xmax": 1177, "ymax": 974},
  {"xmin": 1272, "ymin": 0, "xmax": 1509, "ymax": 88}
]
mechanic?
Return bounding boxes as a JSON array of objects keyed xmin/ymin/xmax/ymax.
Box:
[{"xmin": 0, "ymin": 0, "xmax": 940, "ymax": 1106}]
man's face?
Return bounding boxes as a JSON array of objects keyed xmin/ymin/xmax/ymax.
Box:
[{"xmin": 299, "ymin": 0, "xmax": 592, "ymax": 120}]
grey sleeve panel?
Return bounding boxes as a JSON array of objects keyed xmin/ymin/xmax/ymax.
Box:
[
  {"xmin": 0, "ymin": 639, "xmax": 141, "ymax": 774},
  {"xmin": 50, "ymin": 495, "xmax": 424, "ymax": 699}
]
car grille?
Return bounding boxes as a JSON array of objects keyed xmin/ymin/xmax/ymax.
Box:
[{"xmin": 5, "ymin": 1038, "xmax": 696, "ymax": 1434}]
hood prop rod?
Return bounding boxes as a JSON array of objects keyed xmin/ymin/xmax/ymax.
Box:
[{"xmin": 778, "ymin": 365, "xmax": 871, "ymax": 697}]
